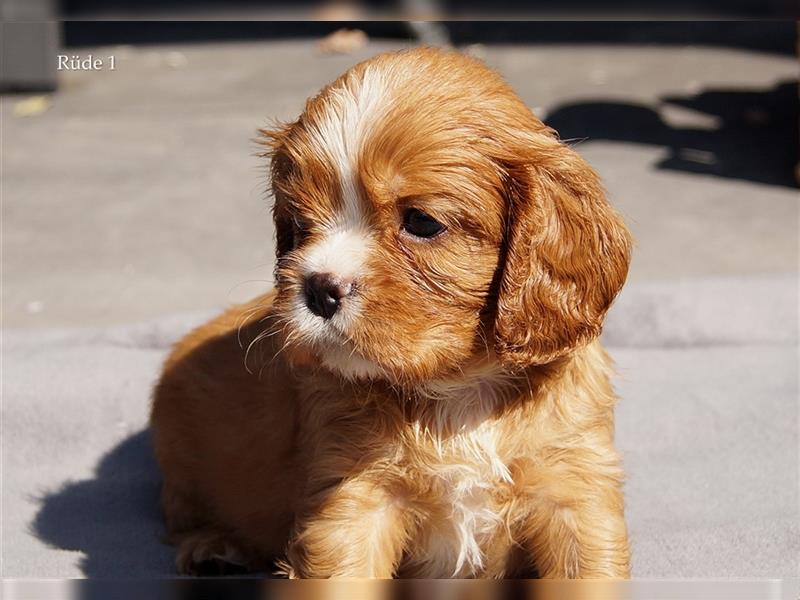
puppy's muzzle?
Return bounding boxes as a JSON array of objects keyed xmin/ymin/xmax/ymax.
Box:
[{"xmin": 304, "ymin": 273, "xmax": 353, "ymax": 319}]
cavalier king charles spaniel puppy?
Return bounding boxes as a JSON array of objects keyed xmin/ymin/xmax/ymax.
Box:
[{"xmin": 151, "ymin": 47, "xmax": 632, "ymax": 579}]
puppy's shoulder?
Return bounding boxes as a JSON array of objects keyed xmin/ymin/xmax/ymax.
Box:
[{"xmin": 162, "ymin": 291, "xmax": 277, "ymax": 371}]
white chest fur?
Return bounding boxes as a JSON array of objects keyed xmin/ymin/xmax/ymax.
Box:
[
  {"xmin": 406, "ymin": 418, "xmax": 514, "ymax": 577},
  {"xmin": 396, "ymin": 361, "xmax": 523, "ymax": 577}
]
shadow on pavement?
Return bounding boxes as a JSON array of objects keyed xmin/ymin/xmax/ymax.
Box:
[
  {"xmin": 545, "ymin": 80, "xmax": 799, "ymax": 189},
  {"xmin": 31, "ymin": 430, "xmax": 175, "ymax": 577}
]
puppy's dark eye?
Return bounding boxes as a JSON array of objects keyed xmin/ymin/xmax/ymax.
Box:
[{"xmin": 402, "ymin": 208, "xmax": 446, "ymax": 239}]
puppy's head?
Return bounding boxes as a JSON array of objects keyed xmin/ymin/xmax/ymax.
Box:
[{"xmin": 260, "ymin": 48, "xmax": 631, "ymax": 384}]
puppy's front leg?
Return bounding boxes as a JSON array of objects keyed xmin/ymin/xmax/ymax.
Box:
[
  {"xmin": 519, "ymin": 460, "xmax": 631, "ymax": 578},
  {"xmin": 286, "ymin": 478, "xmax": 410, "ymax": 578}
]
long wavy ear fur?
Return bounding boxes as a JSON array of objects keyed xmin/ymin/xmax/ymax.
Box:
[
  {"xmin": 494, "ymin": 132, "xmax": 632, "ymax": 367},
  {"xmin": 257, "ymin": 122, "xmax": 296, "ymax": 260}
]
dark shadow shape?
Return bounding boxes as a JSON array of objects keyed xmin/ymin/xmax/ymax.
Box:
[
  {"xmin": 62, "ymin": 20, "xmax": 413, "ymax": 48},
  {"xmin": 61, "ymin": 21, "xmax": 796, "ymax": 57},
  {"xmin": 31, "ymin": 429, "xmax": 176, "ymax": 578},
  {"xmin": 545, "ymin": 80, "xmax": 799, "ymax": 189},
  {"xmin": 446, "ymin": 21, "xmax": 797, "ymax": 55}
]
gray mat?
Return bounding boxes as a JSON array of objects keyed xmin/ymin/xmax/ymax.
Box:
[{"xmin": 2, "ymin": 275, "xmax": 797, "ymax": 578}]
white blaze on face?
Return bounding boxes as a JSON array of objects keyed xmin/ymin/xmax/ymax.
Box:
[
  {"xmin": 300, "ymin": 64, "xmax": 387, "ymax": 284},
  {"xmin": 301, "ymin": 229, "xmax": 370, "ymax": 281},
  {"xmin": 291, "ymin": 66, "xmax": 389, "ymax": 380},
  {"xmin": 312, "ymin": 66, "xmax": 386, "ymax": 227}
]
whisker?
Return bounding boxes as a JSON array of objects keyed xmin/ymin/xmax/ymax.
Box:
[
  {"xmin": 244, "ymin": 327, "xmax": 272, "ymax": 375},
  {"xmin": 236, "ymin": 303, "xmax": 270, "ymax": 350},
  {"xmin": 270, "ymin": 328, "xmax": 301, "ymax": 365}
]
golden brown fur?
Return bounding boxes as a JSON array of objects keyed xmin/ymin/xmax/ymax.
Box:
[{"xmin": 151, "ymin": 47, "xmax": 632, "ymax": 578}]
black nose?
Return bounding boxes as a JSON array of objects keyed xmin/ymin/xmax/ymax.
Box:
[{"xmin": 304, "ymin": 273, "xmax": 352, "ymax": 319}]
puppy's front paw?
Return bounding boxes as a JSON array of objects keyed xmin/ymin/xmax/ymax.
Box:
[
  {"xmin": 273, "ymin": 557, "xmax": 298, "ymax": 579},
  {"xmin": 174, "ymin": 530, "xmax": 249, "ymax": 576}
]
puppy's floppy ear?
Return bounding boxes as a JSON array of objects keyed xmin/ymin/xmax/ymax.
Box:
[
  {"xmin": 494, "ymin": 131, "xmax": 632, "ymax": 367},
  {"xmin": 257, "ymin": 122, "xmax": 296, "ymax": 260}
]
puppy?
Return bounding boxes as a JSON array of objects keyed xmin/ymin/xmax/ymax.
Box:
[{"xmin": 151, "ymin": 47, "xmax": 632, "ymax": 579}]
